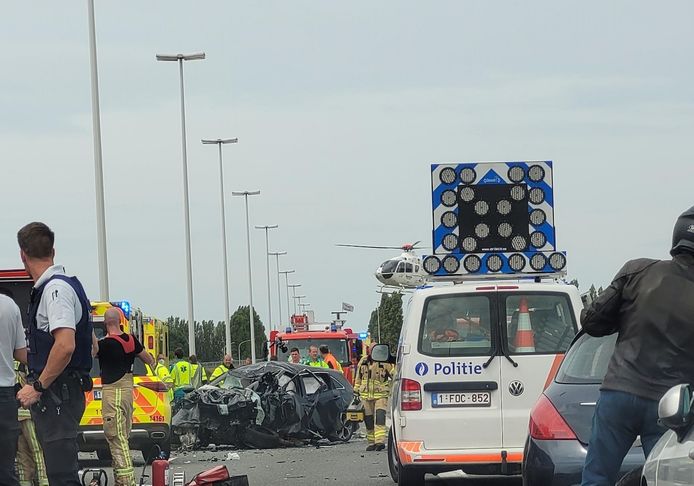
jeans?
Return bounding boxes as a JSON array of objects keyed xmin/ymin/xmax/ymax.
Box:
[
  {"xmin": 581, "ymin": 389, "xmax": 667, "ymax": 486},
  {"xmin": 0, "ymin": 387, "xmax": 20, "ymax": 486}
]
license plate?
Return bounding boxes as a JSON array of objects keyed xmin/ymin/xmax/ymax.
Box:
[
  {"xmin": 431, "ymin": 391, "xmax": 491, "ymax": 408},
  {"xmin": 346, "ymin": 412, "xmax": 364, "ymax": 421},
  {"xmin": 93, "ymin": 390, "xmax": 102, "ymax": 400}
]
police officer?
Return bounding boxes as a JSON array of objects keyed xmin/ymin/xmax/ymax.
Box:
[
  {"xmin": 354, "ymin": 344, "xmax": 393, "ymax": 451},
  {"xmin": 94, "ymin": 308, "xmax": 154, "ymax": 486},
  {"xmin": 581, "ymin": 206, "xmax": 694, "ymax": 486},
  {"xmin": 209, "ymin": 354, "xmax": 234, "ymax": 381},
  {"xmin": 16, "ymin": 222, "xmax": 93, "ymax": 486},
  {"xmin": 0, "ymin": 289, "xmax": 27, "ymax": 486}
]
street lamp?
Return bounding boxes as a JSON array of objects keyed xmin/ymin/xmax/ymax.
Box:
[
  {"xmin": 299, "ymin": 303, "xmax": 311, "ymax": 313},
  {"xmin": 255, "ymin": 225, "xmax": 278, "ymax": 332},
  {"xmin": 288, "ymin": 284, "xmax": 301, "ymax": 316},
  {"xmin": 232, "ymin": 190, "xmax": 261, "ymax": 363},
  {"xmin": 156, "ymin": 51, "xmax": 206, "ymax": 354},
  {"xmin": 201, "ymin": 137, "xmax": 238, "ymax": 356},
  {"xmin": 269, "ymin": 251, "xmax": 287, "ymax": 331},
  {"xmin": 237, "ymin": 339, "xmax": 251, "ymax": 366},
  {"xmin": 279, "ymin": 270, "xmax": 295, "ymax": 325},
  {"xmin": 87, "ymin": 0, "xmax": 109, "ymax": 300}
]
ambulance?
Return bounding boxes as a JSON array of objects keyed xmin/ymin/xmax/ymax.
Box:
[{"xmin": 385, "ymin": 161, "xmax": 583, "ymax": 485}]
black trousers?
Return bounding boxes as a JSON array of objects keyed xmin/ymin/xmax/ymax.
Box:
[
  {"xmin": 31, "ymin": 373, "xmax": 86, "ymax": 486},
  {"xmin": 0, "ymin": 386, "xmax": 20, "ymax": 486}
]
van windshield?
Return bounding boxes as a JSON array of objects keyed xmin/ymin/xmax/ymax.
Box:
[
  {"xmin": 503, "ymin": 293, "xmax": 577, "ymax": 355},
  {"xmin": 418, "ymin": 295, "xmax": 493, "ymax": 357}
]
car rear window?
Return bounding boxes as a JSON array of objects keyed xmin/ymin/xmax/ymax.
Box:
[
  {"xmin": 555, "ymin": 333, "xmax": 617, "ymax": 384},
  {"xmin": 418, "ymin": 294, "xmax": 493, "ymax": 357}
]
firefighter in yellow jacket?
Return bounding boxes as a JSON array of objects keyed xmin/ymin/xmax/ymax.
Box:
[
  {"xmin": 354, "ymin": 344, "xmax": 393, "ymax": 451},
  {"xmin": 15, "ymin": 361, "xmax": 48, "ymax": 486}
]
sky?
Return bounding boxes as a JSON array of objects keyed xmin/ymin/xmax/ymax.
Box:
[{"xmin": 1, "ymin": 1, "xmax": 693, "ymax": 339}]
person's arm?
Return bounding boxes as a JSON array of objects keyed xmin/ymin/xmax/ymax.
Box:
[
  {"xmin": 91, "ymin": 331, "xmax": 99, "ymax": 358},
  {"xmin": 14, "ymin": 348, "xmax": 27, "ymax": 365},
  {"xmin": 12, "ymin": 306, "xmax": 27, "ymax": 364},
  {"xmin": 137, "ymin": 349, "xmax": 155, "ymax": 369}
]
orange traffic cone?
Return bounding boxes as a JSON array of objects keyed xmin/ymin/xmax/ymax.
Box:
[{"xmin": 514, "ymin": 297, "xmax": 535, "ymax": 352}]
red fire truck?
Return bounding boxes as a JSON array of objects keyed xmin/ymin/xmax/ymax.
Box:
[{"xmin": 268, "ymin": 314, "xmax": 365, "ymax": 384}]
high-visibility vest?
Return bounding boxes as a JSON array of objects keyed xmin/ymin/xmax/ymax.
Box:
[
  {"xmin": 323, "ymin": 354, "xmax": 343, "ymax": 372},
  {"xmin": 209, "ymin": 364, "xmax": 230, "ymax": 381},
  {"xmin": 171, "ymin": 360, "xmax": 192, "ymax": 388},
  {"xmin": 155, "ymin": 363, "xmax": 174, "ymax": 402}
]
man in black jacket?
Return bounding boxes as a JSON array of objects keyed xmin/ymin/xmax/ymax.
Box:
[{"xmin": 581, "ymin": 206, "xmax": 694, "ymax": 486}]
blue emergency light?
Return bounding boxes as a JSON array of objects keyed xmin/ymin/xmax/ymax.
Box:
[
  {"xmin": 358, "ymin": 332, "xmax": 369, "ymax": 339},
  {"xmin": 112, "ymin": 300, "xmax": 131, "ymax": 319},
  {"xmin": 427, "ymin": 161, "xmax": 566, "ymax": 277}
]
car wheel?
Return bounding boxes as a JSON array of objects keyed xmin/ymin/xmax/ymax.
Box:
[
  {"xmin": 616, "ymin": 466, "xmax": 643, "ymax": 486},
  {"xmin": 96, "ymin": 448, "xmax": 112, "ymax": 461},
  {"xmin": 328, "ymin": 417, "xmax": 355, "ymax": 442},
  {"xmin": 388, "ymin": 430, "xmax": 399, "ymax": 483}
]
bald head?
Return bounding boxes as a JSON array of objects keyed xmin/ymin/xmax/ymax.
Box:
[{"xmin": 104, "ymin": 308, "xmax": 121, "ymax": 332}]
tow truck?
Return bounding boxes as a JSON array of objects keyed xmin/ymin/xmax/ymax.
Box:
[{"xmin": 268, "ymin": 312, "xmax": 365, "ymax": 384}]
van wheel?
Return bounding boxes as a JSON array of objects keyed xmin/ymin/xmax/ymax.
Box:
[
  {"xmin": 388, "ymin": 431, "xmax": 399, "ymax": 483},
  {"xmin": 398, "ymin": 465, "xmax": 425, "ymax": 486}
]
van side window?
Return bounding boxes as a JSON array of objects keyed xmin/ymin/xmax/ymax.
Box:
[
  {"xmin": 504, "ymin": 294, "xmax": 577, "ymax": 355},
  {"xmin": 418, "ymin": 295, "xmax": 493, "ymax": 357}
]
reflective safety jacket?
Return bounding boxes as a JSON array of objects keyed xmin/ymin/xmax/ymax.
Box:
[
  {"xmin": 302, "ymin": 357, "xmax": 329, "ymax": 368},
  {"xmin": 190, "ymin": 363, "xmax": 208, "ymax": 388},
  {"xmin": 354, "ymin": 356, "xmax": 393, "ymax": 400},
  {"xmin": 154, "ymin": 363, "xmax": 174, "ymax": 402},
  {"xmin": 209, "ymin": 364, "xmax": 231, "ymax": 381},
  {"xmin": 323, "ymin": 353, "xmax": 343, "ymax": 372},
  {"xmin": 170, "ymin": 360, "xmax": 192, "ymax": 389}
]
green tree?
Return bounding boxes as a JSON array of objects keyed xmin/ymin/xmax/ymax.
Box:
[
  {"xmin": 230, "ymin": 306, "xmax": 267, "ymax": 362},
  {"xmin": 167, "ymin": 316, "xmax": 189, "ymax": 358},
  {"xmin": 368, "ymin": 293, "xmax": 403, "ymax": 351}
]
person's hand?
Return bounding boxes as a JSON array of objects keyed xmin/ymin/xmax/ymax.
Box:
[{"xmin": 17, "ymin": 384, "xmax": 41, "ymax": 408}]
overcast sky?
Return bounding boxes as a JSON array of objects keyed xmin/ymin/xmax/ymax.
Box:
[{"xmin": 1, "ymin": 1, "xmax": 692, "ymax": 337}]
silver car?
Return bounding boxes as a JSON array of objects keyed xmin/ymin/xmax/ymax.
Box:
[{"xmin": 642, "ymin": 384, "xmax": 694, "ymax": 485}]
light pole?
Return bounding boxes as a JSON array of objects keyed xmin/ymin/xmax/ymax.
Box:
[
  {"xmin": 87, "ymin": 0, "xmax": 109, "ymax": 301},
  {"xmin": 299, "ymin": 303, "xmax": 310, "ymax": 314},
  {"xmin": 232, "ymin": 190, "xmax": 261, "ymax": 363},
  {"xmin": 201, "ymin": 137, "xmax": 238, "ymax": 356},
  {"xmin": 255, "ymin": 225, "xmax": 278, "ymax": 332},
  {"xmin": 288, "ymin": 284, "xmax": 301, "ymax": 316},
  {"xmin": 237, "ymin": 339, "xmax": 251, "ymax": 366},
  {"xmin": 269, "ymin": 251, "xmax": 287, "ymax": 330},
  {"xmin": 279, "ymin": 270, "xmax": 295, "ymax": 325},
  {"xmin": 156, "ymin": 51, "xmax": 205, "ymax": 354},
  {"xmin": 294, "ymin": 295, "xmax": 306, "ymax": 313}
]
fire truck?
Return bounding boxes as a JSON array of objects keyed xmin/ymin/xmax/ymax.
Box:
[{"xmin": 268, "ymin": 313, "xmax": 366, "ymax": 384}]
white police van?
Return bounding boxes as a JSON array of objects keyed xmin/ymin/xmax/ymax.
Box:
[{"xmin": 385, "ymin": 161, "xmax": 582, "ymax": 485}]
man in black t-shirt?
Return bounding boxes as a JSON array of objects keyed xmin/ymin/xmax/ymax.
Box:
[{"xmin": 93, "ymin": 308, "xmax": 154, "ymax": 486}]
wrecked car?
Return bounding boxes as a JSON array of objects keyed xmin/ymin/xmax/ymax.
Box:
[{"xmin": 172, "ymin": 362, "xmax": 355, "ymax": 449}]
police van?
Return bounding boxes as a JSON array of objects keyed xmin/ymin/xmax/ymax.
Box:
[{"xmin": 384, "ymin": 162, "xmax": 583, "ymax": 485}]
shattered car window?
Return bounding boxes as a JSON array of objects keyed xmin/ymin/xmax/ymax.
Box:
[
  {"xmin": 302, "ymin": 375, "xmax": 322, "ymax": 395},
  {"xmin": 218, "ymin": 374, "xmax": 243, "ymax": 390}
]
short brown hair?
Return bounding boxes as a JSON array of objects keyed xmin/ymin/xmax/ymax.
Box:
[{"xmin": 17, "ymin": 222, "xmax": 54, "ymax": 259}]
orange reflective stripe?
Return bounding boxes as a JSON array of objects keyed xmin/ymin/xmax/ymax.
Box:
[
  {"xmin": 398, "ymin": 441, "xmax": 522, "ymax": 465},
  {"xmin": 543, "ymin": 354, "xmax": 564, "ymax": 390}
]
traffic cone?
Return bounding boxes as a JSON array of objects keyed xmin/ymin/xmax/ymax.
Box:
[{"xmin": 514, "ymin": 297, "xmax": 535, "ymax": 352}]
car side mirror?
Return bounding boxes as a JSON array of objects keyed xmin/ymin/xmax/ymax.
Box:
[
  {"xmin": 658, "ymin": 384, "xmax": 693, "ymax": 441},
  {"xmin": 371, "ymin": 344, "xmax": 390, "ymax": 363}
]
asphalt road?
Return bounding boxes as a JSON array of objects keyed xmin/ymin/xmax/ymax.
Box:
[{"xmin": 79, "ymin": 438, "xmax": 522, "ymax": 486}]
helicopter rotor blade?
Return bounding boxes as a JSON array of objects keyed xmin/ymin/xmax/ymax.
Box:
[{"xmin": 336, "ymin": 244, "xmax": 405, "ymax": 250}]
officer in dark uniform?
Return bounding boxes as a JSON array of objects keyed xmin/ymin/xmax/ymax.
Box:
[
  {"xmin": 580, "ymin": 206, "xmax": 694, "ymax": 486},
  {"xmin": 15, "ymin": 222, "xmax": 93, "ymax": 486}
]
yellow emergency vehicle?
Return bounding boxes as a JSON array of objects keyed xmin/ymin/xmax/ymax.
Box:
[{"xmin": 80, "ymin": 301, "xmax": 172, "ymax": 462}]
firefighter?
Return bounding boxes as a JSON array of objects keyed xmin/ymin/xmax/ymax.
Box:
[
  {"xmin": 15, "ymin": 361, "xmax": 48, "ymax": 486},
  {"xmin": 302, "ymin": 345, "xmax": 329, "ymax": 368},
  {"xmin": 94, "ymin": 307, "xmax": 154, "ymax": 486},
  {"xmin": 354, "ymin": 344, "xmax": 393, "ymax": 451},
  {"xmin": 319, "ymin": 345, "xmax": 343, "ymax": 372},
  {"xmin": 189, "ymin": 355, "xmax": 208, "ymax": 388},
  {"xmin": 154, "ymin": 354, "xmax": 174, "ymax": 402},
  {"xmin": 16, "ymin": 222, "xmax": 93, "ymax": 486},
  {"xmin": 170, "ymin": 348, "xmax": 192, "ymax": 400},
  {"xmin": 210, "ymin": 354, "xmax": 234, "ymax": 381}
]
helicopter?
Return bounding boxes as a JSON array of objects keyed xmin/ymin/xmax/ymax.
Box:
[{"xmin": 336, "ymin": 241, "xmax": 431, "ymax": 289}]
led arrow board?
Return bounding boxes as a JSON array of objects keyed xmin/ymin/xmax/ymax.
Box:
[{"xmin": 425, "ymin": 161, "xmax": 566, "ymax": 277}]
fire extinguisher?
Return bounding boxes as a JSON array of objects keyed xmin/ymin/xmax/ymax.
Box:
[{"xmin": 151, "ymin": 453, "xmax": 170, "ymax": 486}]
